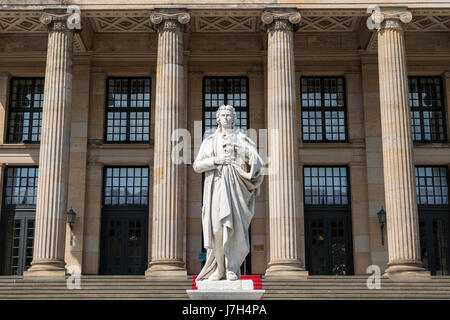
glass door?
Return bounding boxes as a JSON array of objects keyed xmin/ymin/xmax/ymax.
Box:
[
  {"xmin": 419, "ymin": 211, "xmax": 450, "ymax": 275},
  {"xmin": 1, "ymin": 212, "xmax": 35, "ymax": 275},
  {"xmin": 305, "ymin": 210, "xmax": 354, "ymax": 275},
  {"xmin": 100, "ymin": 211, "xmax": 148, "ymax": 275}
]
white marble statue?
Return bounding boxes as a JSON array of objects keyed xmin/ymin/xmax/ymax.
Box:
[{"xmin": 193, "ymin": 105, "xmax": 265, "ymax": 282}]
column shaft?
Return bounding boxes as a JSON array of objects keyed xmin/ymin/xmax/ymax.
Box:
[
  {"xmin": 25, "ymin": 11, "xmax": 75, "ymax": 277},
  {"xmin": 146, "ymin": 12, "xmax": 189, "ymax": 278},
  {"xmin": 262, "ymin": 10, "xmax": 307, "ymax": 278},
  {"xmin": 373, "ymin": 8, "xmax": 429, "ymax": 278}
]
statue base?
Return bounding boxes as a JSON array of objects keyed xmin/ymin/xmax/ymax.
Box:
[{"xmin": 186, "ymin": 279, "xmax": 265, "ymax": 300}]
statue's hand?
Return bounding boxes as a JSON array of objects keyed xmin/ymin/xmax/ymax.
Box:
[
  {"xmin": 214, "ymin": 155, "xmax": 234, "ymax": 165},
  {"xmin": 235, "ymin": 144, "xmax": 250, "ymax": 158}
]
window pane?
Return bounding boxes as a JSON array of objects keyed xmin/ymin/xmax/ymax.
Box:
[
  {"xmin": 4, "ymin": 167, "xmax": 39, "ymax": 206},
  {"xmin": 301, "ymin": 77, "xmax": 346, "ymax": 142},
  {"xmin": 408, "ymin": 77, "xmax": 446, "ymax": 142},
  {"xmin": 106, "ymin": 78, "xmax": 151, "ymax": 142},
  {"xmin": 304, "ymin": 166, "xmax": 349, "ymax": 206},
  {"xmin": 103, "ymin": 167, "xmax": 149, "ymax": 206},
  {"xmin": 203, "ymin": 77, "xmax": 248, "ymax": 135},
  {"xmin": 8, "ymin": 78, "xmax": 44, "ymax": 143},
  {"xmin": 415, "ymin": 166, "xmax": 449, "ymax": 206}
]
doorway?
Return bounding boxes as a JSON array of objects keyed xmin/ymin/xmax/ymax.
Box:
[
  {"xmin": 99, "ymin": 167, "xmax": 149, "ymax": 275},
  {"xmin": 419, "ymin": 211, "xmax": 450, "ymax": 275},
  {"xmin": 305, "ymin": 209, "xmax": 354, "ymax": 275}
]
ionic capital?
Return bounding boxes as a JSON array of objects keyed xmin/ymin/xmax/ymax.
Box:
[
  {"xmin": 40, "ymin": 7, "xmax": 82, "ymax": 33},
  {"xmin": 261, "ymin": 9, "xmax": 301, "ymax": 32},
  {"xmin": 150, "ymin": 11, "xmax": 190, "ymax": 32},
  {"xmin": 368, "ymin": 6, "xmax": 412, "ymax": 31}
]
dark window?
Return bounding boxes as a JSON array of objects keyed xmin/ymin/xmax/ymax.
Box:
[
  {"xmin": 301, "ymin": 77, "xmax": 347, "ymax": 142},
  {"xmin": 1, "ymin": 167, "xmax": 38, "ymax": 275},
  {"xmin": 415, "ymin": 166, "xmax": 449, "ymax": 206},
  {"xmin": 304, "ymin": 166, "xmax": 349, "ymax": 206},
  {"xmin": 304, "ymin": 166, "xmax": 353, "ymax": 275},
  {"xmin": 203, "ymin": 77, "xmax": 249, "ymax": 136},
  {"xmin": 409, "ymin": 77, "xmax": 446, "ymax": 142},
  {"xmin": 7, "ymin": 78, "xmax": 44, "ymax": 143},
  {"xmin": 100, "ymin": 166, "xmax": 149, "ymax": 275},
  {"xmin": 105, "ymin": 78, "xmax": 151, "ymax": 143},
  {"xmin": 4, "ymin": 167, "xmax": 39, "ymax": 207},
  {"xmin": 103, "ymin": 167, "xmax": 149, "ymax": 206},
  {"xmin": 416, "ymin": 166, "xmax": 450, "ymax": 276}
]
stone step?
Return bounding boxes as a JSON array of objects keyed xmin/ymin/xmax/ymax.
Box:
[
  {"xmin": 1, "ymin": 277, "xmax": 449, "ymax": 284},
  {"xmin": 0, "ymin": 293, "xmax": 189, "ymax": 300},
  {"xmin": 264, "ymin": 289, "xmax": 450, "ymax": 294},
  {"xmin": 262, "ymin": 297, "xmax": 443, "ymax": 300},
  {"xmin": 2, "ymin": 290, "xmax": 448, "ymax": 296},
  {"xmin": 262, "ymin": 282, "xmax": 450, "ymax": 286},
  {"xmin": 263, "ymin": 292, "xmax": 450, "ymax": 297},
  {"xmin": 1, "ymin": 275, "xmax": 450, "ymax": 299},
  {"xmin": 0, "ymin": 292, "xmax": 446, "ymax": 299},
  {"xmin": 2, "ymin": 284, "xmax": 449, "ymax": 291}
]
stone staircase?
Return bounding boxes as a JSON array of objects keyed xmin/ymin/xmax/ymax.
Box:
[
  {"xmin": 0, "ymin": 275, "xmax": 449, "ymax": 299},
  {"xmin": 0, "ymin": 276, "xmax": 192, "ymax": 300},
  {"xmin": 262, "ymin": 276, "xmax": 450, "ymax": 300}
]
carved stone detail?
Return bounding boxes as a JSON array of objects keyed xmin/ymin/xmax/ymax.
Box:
[
  {"xmin": 369, "ymin": 7, "xmax": 412, "ymax": 31},
  {"xmin": 407, "ymin": 15, "xmax": 450, "ymax": 31},
  {"xmin": 193, "ymin": 16, "xmax": 258, "ymax": 32},
  {"xmin": 261, "ymin": 9, "xmax": 301, "ymax": 32},
  {"xmin": 40, "ymin": 10, "xmax": 81, "ymax": 33},
  {"xmin": 150, "ymin": 11, "xmax": 190, "ymax": 32}
]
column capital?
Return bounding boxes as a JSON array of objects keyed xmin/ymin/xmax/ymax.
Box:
[
  {"xmin": 150, "ymin": 10, "xmax": 190, "ymax": 32},
  {"xmin": 261, "ymin": 9, "xmax": 301, "ymax": 32},
  {"xmin": 368, "ymin": 6, "xmax": 412, "ymax": 31},
  {"xmin": 40, "ymin": 7, "xmax": 82, "ymax": 33}
]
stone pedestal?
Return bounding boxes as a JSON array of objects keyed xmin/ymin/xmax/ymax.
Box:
[
  {"xmin": 261, "ymin": 9, "xmax": 308, "ymax": 278},
  {"xmin": 369, "ymin": 7, "xmax": 430, "ymax": 279},
  {"xmin": 187, "ymin": 280, "xmax": 265, "ymax": 300},
  {"xmin": 25, "ymin": 9, "xmax": 78, "ymax": 277},
  {"xmin": 145, "ymin": 10, "xmax": 190, "ymax": 278}
]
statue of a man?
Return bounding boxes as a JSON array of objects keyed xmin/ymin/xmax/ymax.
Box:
[{"xmin": 193, "ymin": 105, "xmax": 265, "ymax": 281}]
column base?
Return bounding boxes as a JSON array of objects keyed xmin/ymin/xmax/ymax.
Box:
[
  {"xmin": 384, "ymin": 261, "xmax": 431, "ymax": 281},
  {"xmin": 23, "ymin": 259, "xmax": 66, "ymax": 278},
  {"xmin": 265, "ymin": 261, "xmax": 308, "ymax": 279},
  {"xmin": 145, "ymin": 260, "xmax": 187, "ymax": 279}
]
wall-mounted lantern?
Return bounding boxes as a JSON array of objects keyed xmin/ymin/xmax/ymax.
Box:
[
  {"xmin": 66, "ymin": 207, "xmax": 77, "ymax": 246},
  {"xmin": 377, "ymin": 207, "xmax": 386, "ymax": 246}
]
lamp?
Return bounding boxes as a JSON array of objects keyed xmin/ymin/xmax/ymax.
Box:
[
  {"xmin": 377, "ymin": 207, "xmax": 386, "ymax": 246},
  {"xmin": 66, "ymin": 207, "xmax": 76, "ymax": 246}
]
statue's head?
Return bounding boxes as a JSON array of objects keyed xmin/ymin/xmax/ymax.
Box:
[{"xmin": 216, "ymin": 104, "xmax": 236, "ymax": 130}]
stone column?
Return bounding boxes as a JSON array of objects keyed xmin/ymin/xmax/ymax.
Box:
[
  {"xmin": 369, "ymin": 7, "xmax": 429, "ymax": 278},
  {"xmin": 24, "ymin": 9, "xmax": 78, "ymax": 277},
  {"xmin": 444, "ymin": 72, "xmax": 450, "ymax": 134},
  {"xmin": 0, "ymin": 73, "xmax": 10, "ymax": 144},
  {"xmin": 145, "ymin": 10, "xmax": 190, "ymax": 278},
  {"xmin": 0, "ymin": 164, "xmax": 5, "ymax": 223},
  {"xmin": 261, "ymin": 9, "xmax": 308, "ymax": 278}
]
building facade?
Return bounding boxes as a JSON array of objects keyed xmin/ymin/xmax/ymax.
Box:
[{"xmin": 0, "ymin": 1, "xmax": 449, "ymax": 279}]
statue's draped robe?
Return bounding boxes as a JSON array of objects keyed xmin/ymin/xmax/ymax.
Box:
[{"xmin": 193, "ymin": 129, "xmax": 265, "ymax": 282}]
